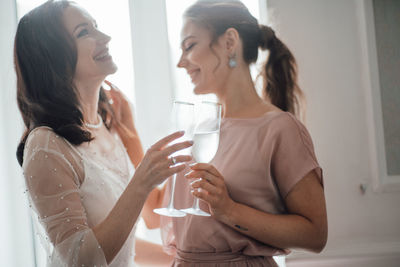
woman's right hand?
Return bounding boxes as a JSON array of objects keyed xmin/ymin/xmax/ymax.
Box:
[
  {"xmin": 92, "ymin": 131, "xmax": 192, "ymax": 263},
  {"xmin": 133, "ymin": 131, "xmax": 193, "ymax": 193}
]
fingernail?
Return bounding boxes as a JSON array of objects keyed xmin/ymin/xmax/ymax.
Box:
[
  {"xmin": 179, "ymin": 130, "xmax": 185, "ymax": 134},
  {"xmin": 188, "ymin": 140, "xmax": 194, "ymax": 145},
  {"xmin": 189, "ymin": 163, "xmax": 196, "ymax": 167}
]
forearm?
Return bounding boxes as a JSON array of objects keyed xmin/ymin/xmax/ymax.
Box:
[
  {"xmin": 91, "ymin": 130, "xmax": 192, "ymax": 263},
  {"xmin": 189, "ymin": 165, "xmax": 327, "ymax": 253},
  {"xmin": 93, "ymin": 177, "xmax": 150, "ymax": 263},
  {"xmin": 141, "ymin": 185, "xmax": 167, "ymax": 229},
  {"xmin": 220, "ymin": 202, "xmax": 326, "ymax": 253}
]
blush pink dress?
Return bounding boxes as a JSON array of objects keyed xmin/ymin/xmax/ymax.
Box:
[{"xmin": 161, "ymin": 111, "xmax": 323, "ymax": 266}]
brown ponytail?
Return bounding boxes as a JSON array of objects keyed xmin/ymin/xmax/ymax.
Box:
[{"xmin": 259, "ymin": 25, "xmax": 304, "ymax": 119}]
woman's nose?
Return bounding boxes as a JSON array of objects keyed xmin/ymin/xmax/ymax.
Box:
[
  {"xmin": 177, "ymin": 54, "xmax": 186, "ymax": 68},
  {"xmin": 97, "ymin": 31, "xmax": 111, "ymax": 45}
]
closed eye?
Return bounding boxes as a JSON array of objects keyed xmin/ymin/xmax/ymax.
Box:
[
  {"xmin": 185, "ymin": 43, "xmax": 196, "ymax": 52},
  {"xmin": 77, "ymin": 28, "xmax": 89, "ymax": 38}
]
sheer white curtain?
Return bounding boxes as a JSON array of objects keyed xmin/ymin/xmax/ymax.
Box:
[{"xmin": 0, "ymin": 0, "xmax": 35, "ymax": 266}]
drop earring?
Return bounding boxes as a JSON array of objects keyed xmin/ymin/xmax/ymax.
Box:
[{"xmin": 228, "ymin": 54, "xmax": 237, "ymax": 68}]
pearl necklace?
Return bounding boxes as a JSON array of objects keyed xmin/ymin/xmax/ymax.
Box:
[{"xmin": 85, "ymin": 114, "xmax": 103, "ymax": 129}]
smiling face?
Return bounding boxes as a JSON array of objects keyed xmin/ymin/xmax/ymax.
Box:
[
  {"xmin": 177, "ymin": 20, "xmax": 231, "ymax": 95},
  {"xmin": 62, "ymin": 5, "xmax": 117, "ymax": 83}
]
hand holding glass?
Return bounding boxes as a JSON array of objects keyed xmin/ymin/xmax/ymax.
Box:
[{"xmin": 153, "ymin": 101, "xmax": 195, "ymax": 217}]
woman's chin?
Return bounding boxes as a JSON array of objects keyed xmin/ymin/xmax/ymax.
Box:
[
  {"xmin": 108, "ymin": 63, "xmax": 118, "ymax": 75},
  {"xmin": 193, "ymin": 85, "xmax": 212, "ymax": 95},
  {"xmin": 100, "ymin": 61, "xmax": 118, "ymax": 76}
]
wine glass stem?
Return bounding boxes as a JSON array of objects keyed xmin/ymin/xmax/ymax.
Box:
[
  {"xmin": 192, "ymin": 196, "xmax": 201, "ymax": 210},
  {"xmin": 167, "ymin": 173, "xmax": 177, "ymax": 210}
]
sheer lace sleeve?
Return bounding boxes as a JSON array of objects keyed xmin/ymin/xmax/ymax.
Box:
[{"xmin": 22, "ymin": 127, "xmax": 108, "ymax": 267}]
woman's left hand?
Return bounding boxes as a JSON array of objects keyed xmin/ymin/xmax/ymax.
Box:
[
  {"xmin": 185, "ymin": 163, "xmax": 236, "ymax": 220},
  {"xmin": 104, "ymin": 80, "xmax": 136, "ymax": 133}
]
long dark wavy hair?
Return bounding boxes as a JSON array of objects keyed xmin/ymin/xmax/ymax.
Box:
[
  {"xmin": 15, "ymin": 0, "xmax": 117, "ymax": 166},
  {"xmin": 184, "ymin": 0, "xmax": 304, "ymax": 118}
]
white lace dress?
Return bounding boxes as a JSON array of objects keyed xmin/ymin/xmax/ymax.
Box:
[{"xmin": 22, "ymin": 124, "xmax": 136, "ymax": 267}]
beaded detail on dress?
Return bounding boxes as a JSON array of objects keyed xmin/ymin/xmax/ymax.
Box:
[{"xmin": 22, "ymin": 126, "xmax": 136, "ymax": 267}]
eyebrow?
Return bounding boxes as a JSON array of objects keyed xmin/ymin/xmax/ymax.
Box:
[{"xmin": 180, "ymin": 35, "xmax": 195, "ymax": 47}]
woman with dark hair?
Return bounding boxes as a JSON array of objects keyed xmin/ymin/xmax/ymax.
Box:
[
  {"xmin": 143, "ymin": 1, "xmax": 328, "ymax": 266},
  {"xmin": 15, "ymin": 0, "xmax": 192, "ymax": 266}
]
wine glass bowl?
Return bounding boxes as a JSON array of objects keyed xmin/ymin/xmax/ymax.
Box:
[{"xmin": 181, "ymin": 101, "xmax": 222, "ymax": 216}]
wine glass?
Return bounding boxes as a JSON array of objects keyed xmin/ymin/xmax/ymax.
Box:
[
  {"xmin": 181, "ymin": 101, "xmax": 222, "ymax": 216},
  {"xmin": 153, "ymin": 101, "xmax": 195, "ymax": 217}
]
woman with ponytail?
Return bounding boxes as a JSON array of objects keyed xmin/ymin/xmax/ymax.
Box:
[
  {"xmin": 15, "ymin": 1, "xmax": 192, "ymax": 266},
  {"xmin": 144, "ymin": 1, "xmax": 327, "ymax": 266}
]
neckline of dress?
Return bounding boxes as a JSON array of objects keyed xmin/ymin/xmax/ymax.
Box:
[{"xmin": 29, "ymin": 125, "xmax": 131, "ymax": 176}]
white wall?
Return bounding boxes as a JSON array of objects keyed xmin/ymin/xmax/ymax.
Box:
[{"xmin": 265, "ymin": 0, "xmax": 400, "ymax": 266}]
